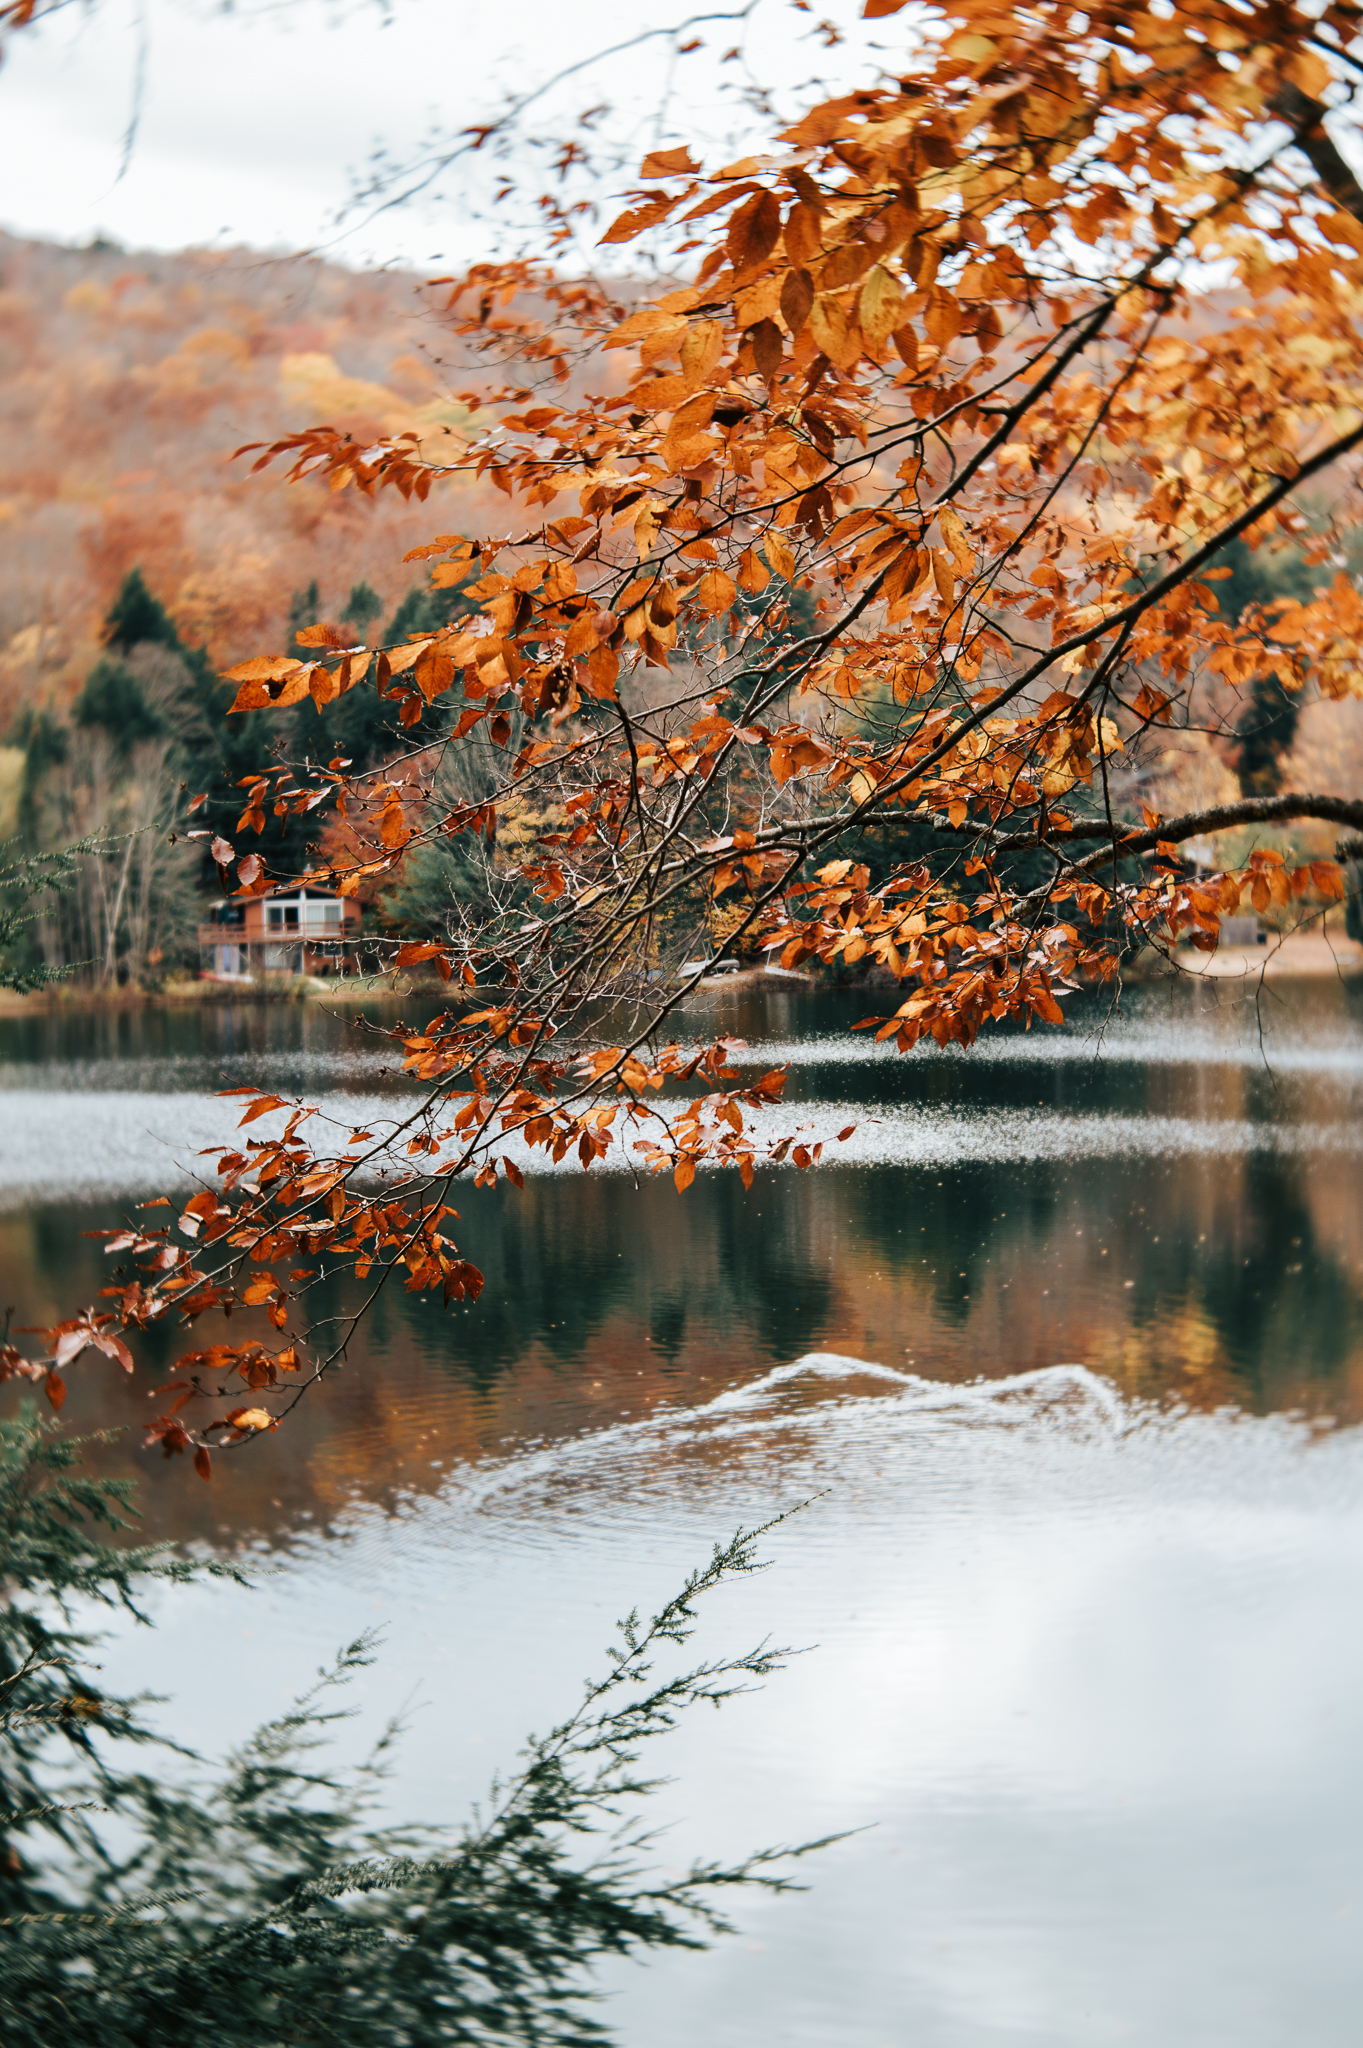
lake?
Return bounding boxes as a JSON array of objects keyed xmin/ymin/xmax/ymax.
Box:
[{"xmin": 3, "ymin": 971, "xmax": 1362, "ymax": 2045}]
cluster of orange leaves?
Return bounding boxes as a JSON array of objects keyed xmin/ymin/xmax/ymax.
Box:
[{"xmin": 16, "ymin": 0, "xmax": 1363, "ymax": 1467}]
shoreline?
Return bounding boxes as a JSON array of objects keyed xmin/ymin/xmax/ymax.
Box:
[
  {"xmin": 0, "ymin": 975, "xmax": 406, "ymax": 1016},
  {"xmin": 3, "ymin": 927, "xmax": 1359, "ymax": 1017}
]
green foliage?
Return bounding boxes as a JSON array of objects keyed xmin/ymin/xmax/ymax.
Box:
[
  {"xmin": 74, "ymin": 663, "xmax": 166, "ymax": 754},
  {"xmin": 309, "ymin": 569, "xmax": 484, "ymax": 772},
  {"xmin": 378, "ymin": 835, "xmax": 491, "ymax": 937},
  {"xmin": 0, "ymin": 838, "xmax": 104, "ymax": 991},
  {"xmin": 82, "ymin": 573, "xmax": 309, "ymax": 880},
  {"xmin": 0, "ymin": 1408, "xmax": 233, "ymax": 1916},
  {"xmin": 0, "ymin": 1417, "xmax": 814, "ymax": 2047},
  {"xmin": 384, "ymin": 568, "xmax": 481, "ymax": 647},
  {"xmin": 705, "ymin": 577, "xmax": 819, "ymax": 721},
  {"xmin": 1207, "ymin": 537, "xmax": 1317, "ymax": 796},
  {"xmin": 1235, "ymin": 677, "xmax": 1299, "ymax": 796},
  {"xmin": 288, "ymin": 580, "xmax": 323, "ymax": 653},
  {"xmin": 341, "ymin": 582, "xmax": 384, "ymax": 632},
  {"xmin": 9, "ymin": 710, "xmax": 68, "ymax": 844},
  {"xmin": 101, "ymin": 570, "xmax": 182, "ymax": 661}
]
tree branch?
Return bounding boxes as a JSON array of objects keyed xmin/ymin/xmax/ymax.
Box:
[{"xmin": 947, "ymin": 790, "xmax": 1363, "ymax": 862}]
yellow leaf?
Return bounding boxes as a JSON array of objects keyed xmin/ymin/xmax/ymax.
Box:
[
  {"xmin": 763, "ymin": 531, "xmax": 796, "ymax": 581},
  {"xmin": 924, "ymin": 290, "xmax": 962, "ymax": 349},
  {"xmin": 634, "ymin": 499, "xmax": 664, "ymax": 556},
  {"xmin": 696, "ymin": 569, "xmax": 738, "ymax": 613},
  {"xmin": 737, "ymin": 547, "xmax": 771, "ymax": 593},
  {"xmin": 604, "ymin": 307, "xmax": 686, "ymax": 349},
  {"xmin": 809, "ymin": 294, "xmax": 861, "ymax": 369},
  {"xmin": 735, "ymin": 275, "xmax": 784, "ymax": 329},
  {"xmin": 680, "ymin": 320, "xmax": 724, "ymax": 388},
  {"xmin": 859, "ymin": 264, "xmax": 905, "ymax": 347},
  {"xmin": 938, "ymin": 507, "xmax": 975, "ymax": 574},
  {"xmin": 944, "ymin": 30, "xmax": 998, "ymax": 62}
]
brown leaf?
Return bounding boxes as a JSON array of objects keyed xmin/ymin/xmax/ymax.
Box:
[
  {"xmin": 763, "ymin": 532, "xmax": 796, "ymax": 581},
  {"xmin": 221, "ymin": 655, "xmax": 303, "ymax": 684},
  {"xmin": 641, "ymin": 145, "xmax": 700, "ymax": 179},
  {"xmin": 680, "ymin": 320, "xmax": 724, "ymax": 388},
  {"xmin": 859, "ymin": 264, "xmax": 905, "ymax": 347},
  {"xmin": 727, "ymin": 189, "xmax": 782, "ymax": 272},
  {"xmin": 308, "ymin": 663, "xmax": 338, "ymax": 709},
  {"xmin": 750, "ymin": 317, "xmax": 784, "ymax": 380},
  {"xmin": 600, "ymin": 190, "xmax": 688, "ymax": 246},
  {"xmin": 780, "ymin": 267, "xmax": 815, "ymax": 334},
  {"xmin": 737, "ymin": 548, "xmax": 771, "ymax": 594},
  {"xmin": 784, "ymin": 205, "xmax": 824, "ymax": 269},
  {"xmin": 237, "ymin": 1094, "xmax": 288, "ymax": 1126},
  {"xmin": 809, "ymin": 295, "xmax": 860, "ymax": 369},
  {"xmin": 379, "ymin": 798, "xmax": 410, "ymax": 850},
  {"xmin": 696, "ymin": 569, "xmax": 738, "ymax": 614}
]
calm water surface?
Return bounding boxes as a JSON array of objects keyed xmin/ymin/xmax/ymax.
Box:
[{"xmin": 2, "ymin": 974, "xmax": 1362, "ymax": 2045}]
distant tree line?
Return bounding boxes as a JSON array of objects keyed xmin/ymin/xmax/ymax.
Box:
[{"xmin": 5, "ymin": 562, "xmax": 480, "ymax": 987}]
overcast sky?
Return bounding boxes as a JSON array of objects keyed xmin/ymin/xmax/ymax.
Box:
[{"xmin": 0, "ymin": 0, "xmax": 891, "ymax": 269}]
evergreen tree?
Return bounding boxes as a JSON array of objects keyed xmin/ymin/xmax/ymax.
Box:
[
  {"xmin": 288, "ymin": 580, "xmax": 323, "ymax": 653},
  {"xmin": 74, "ymin": 662, "xmax": 166, "ymax": 753},
  {"xmin": 340, "ymin": 581, "xmax": 384, "ymax": 636},
  {"xmin": 0, "ymin": 1408, "xmax": 812, "ymax": 2047},
  {"xmin": 308, "ymin": 568, "xmax": 484, "ymax": 771},
  {"xmin": 101, "ymin": 569, "xmax": 182, "ymax": 660}
]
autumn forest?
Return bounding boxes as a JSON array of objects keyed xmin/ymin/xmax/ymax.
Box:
[{"xmin": 3, "ymin": 1, "xmax": 1363, "ymax": 2043}]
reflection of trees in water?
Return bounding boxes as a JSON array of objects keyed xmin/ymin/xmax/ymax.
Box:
[
  {"xmin": 1195, "ymin": 1156, "xmax": 1355, "ymax": 1404},
  {"xmin": 5, "ymin": 976, "xmax": 1363, "ymax": 1543}
]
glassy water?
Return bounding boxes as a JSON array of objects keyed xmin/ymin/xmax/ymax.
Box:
[{"xmin": 2, "ymin": 975, "xmax": 1362, "ymax": 2043}]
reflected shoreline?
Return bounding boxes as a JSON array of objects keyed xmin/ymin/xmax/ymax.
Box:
[{"xmin": 1, "ymin": 975, "xmax": 1360, "ymax": 1550}]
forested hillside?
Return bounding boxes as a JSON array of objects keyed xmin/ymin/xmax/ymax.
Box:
[{"xmin": 0, "ymin": 228, "xmax": 496, "ymax": 739}]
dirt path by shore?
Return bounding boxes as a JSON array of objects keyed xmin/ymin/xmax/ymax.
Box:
[{"xmin": 1171, "ymin": 931, "xmax": 1363, "ymax": 979}]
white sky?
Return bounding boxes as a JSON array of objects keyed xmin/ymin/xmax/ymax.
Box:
[{"xmin": 0, "ymin": 0, "xmax": 894, "ymax": 268}]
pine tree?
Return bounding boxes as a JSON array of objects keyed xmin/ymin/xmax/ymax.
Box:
[{"xmin": 0, "ymin": 1409, "xmax": 816, "ymax": 2046}]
